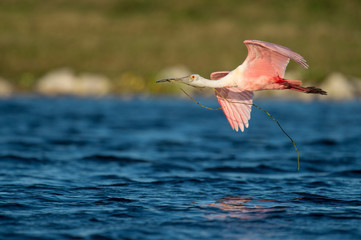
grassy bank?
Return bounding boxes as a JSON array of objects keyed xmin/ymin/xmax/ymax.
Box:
[{"xmin": 0, "ymin": 0, "xmax": 360, "ymax": 93}]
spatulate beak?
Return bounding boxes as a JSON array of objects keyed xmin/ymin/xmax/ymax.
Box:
[
  {"xmin": 156, "ymin": 76, "xmax": 188, "ymax": 83},
  {"xmin": 156, "ymin": 78, "xmax": 175, "ymax": 83}
]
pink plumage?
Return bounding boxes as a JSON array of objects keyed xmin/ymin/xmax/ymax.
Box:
[
  {"xmin": 211, "ymin": 40, "xmax": 324, "ymax": 132},
  {"xmin": 157, "ymin": 39, "xmax": 326, "ymax": 132},
  {"xmin": 211, "ymin": 72, "xmax": 253, "ymax": 132}
]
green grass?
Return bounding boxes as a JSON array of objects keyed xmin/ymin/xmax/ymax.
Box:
[{"xmin": 0, "ymin": 0, "xmax": 360, "ymax": 93}]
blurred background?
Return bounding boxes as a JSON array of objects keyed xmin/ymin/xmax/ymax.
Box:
[{"xmin": 0, "ymin": 0, "xmax": 360, "ymax": 98}]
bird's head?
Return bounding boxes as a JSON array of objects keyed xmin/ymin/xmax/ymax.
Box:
[{"xmin": 156, "ymin": 74, "xmax": 203, "ymax": 87}]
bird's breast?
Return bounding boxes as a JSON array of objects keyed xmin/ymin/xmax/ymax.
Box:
[{"xmin": 238, "ymin": 75, "xmax": 275, "ymax": 91}]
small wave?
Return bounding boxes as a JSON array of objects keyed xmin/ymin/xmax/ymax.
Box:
[
  {"xmin": 94, "ymin": 197, "xmax": 134, "ymax": 205},
  {"xmin": 305, "ymin": 181, "xmax": 332, "ymax": 188},
  {"xmin": 292, "ymin": 192, "xmax": 338, "ymax": 203},
  {"xmin": 48, "ymin": 139, "xmax": 89, "ymax": 146},
  {"xmin": 329, "ymin": 169, "xmax": 361, "ymax": 178},
  {"xmin": 98, "ymin": 183, "xmax": 130, "ymax": 187},
  {"xmin": 0, "ymin": 214, "xmax": 14, "ymax": 220},
  {"xmin": 93, "ymin": 174, "xmax": 133, "ymax": 181},
  {"xmin": 2, "ymin": 138, "xmax": 44, "ymax": 148},
  {"xmin": 151, "ymin": 163, "xmax": 195, "ymax": 172},
  {"xmin": 110, "ymin": 213, "xmax": 134, "ymax": 218},
  {"xmin": 306, "ymin": 138, "xmax": 339, "ymax": 146},
  {"xmin": 149, "ymin": 178, "xmax": 207, "ymax": 185},
  {"xmin": 205, "ymin": 164, "xmax": 287, "ymax": 174},
  {"xmin": 34, "ymin": 195, "xmax": 62, "ymax": 203},
  {"xmin": 106, "ymin": 197, "xmax": 134, "ymax": 203},
  {"xmin": 307, "ymin": 212, "xmax": 361, "ymax": 220},
  {"xmin": 292, "ymin": 192, "xmax": 361, "ymax": 206},
  {"xmin": 0, "ymin": 153, "xmax": 44, "ymax": 163},
  {"xmin": 81, "ymin": 154, "xmax": 148, "ymax": 163},
  {"xmin": 26, "ymin": 184, "xmax": 60, "ymax": 190},
  {"xmin": 155, "ymin": 139, "xmax": 186, "ymax": 147},
  {"xmin": 0, "ymin": 202, "xmax": 30, "ymax": 209},
  {"xmin": 71, "ymin": 186, "xmax": 101, "ymax": 190}
]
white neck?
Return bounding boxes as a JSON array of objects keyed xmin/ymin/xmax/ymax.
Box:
[{"xmin": 193, "ymin": 75, "xmax": 234, "ymax": 88}]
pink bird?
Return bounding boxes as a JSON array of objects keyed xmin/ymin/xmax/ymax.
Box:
[{"xmin": 157, "ymin": 40, "xmax": 327, "ymax": 132}]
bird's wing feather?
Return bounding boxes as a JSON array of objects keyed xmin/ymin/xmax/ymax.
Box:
[
  {"xmin": 210, "ymin": 71, "xmax": 231, "ymax": 80},
  {"xmin": 242, "ymin": 40, "xmax": 308, "ymax": 79},
  {"xmin": 211, "ymin": 71, "xmax": 253, "ymax": 132},
  {"xmin": 215, "ymin": 88, "xmax": 253, "ymax": 132}
]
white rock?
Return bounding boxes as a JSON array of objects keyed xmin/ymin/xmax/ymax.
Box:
[
  {"xmin": 36, "ymin": 68, "xmax": 77, "ymax": 95},
  {"xmin": 320, "ymin": 72, "xmax": 355, "ymax": 100},
  {"xmin": 0, "ymin": 77, "xmax": 13, "ymax": 97},
  {"xmin": 36, "ymin": 68, "xmax": 111, "ymax": 96},
  {"xmin": 77, "ymin": 73, "xmax": 110, "ymax": 96},
  {"xmin": 349, "ymin": 76, "xmax": 361, "ymax": 96}
]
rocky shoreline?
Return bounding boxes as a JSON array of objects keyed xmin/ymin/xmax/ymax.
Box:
[{"xmin": 0, "ymin": 68, "xmax": 360, "ymax": 100}]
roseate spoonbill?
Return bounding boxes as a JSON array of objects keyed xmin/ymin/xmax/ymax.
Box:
[{"xmin": 156, "ymin": 40, "xmax": 326, "ymax": 132}]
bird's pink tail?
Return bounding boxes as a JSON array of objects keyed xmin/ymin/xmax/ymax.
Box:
[{"xmin": 275, "ymin": 76, "xmax": 327, "ymax": 95}]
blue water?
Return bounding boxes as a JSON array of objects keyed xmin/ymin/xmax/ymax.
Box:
[{"xmin": 0, "ymin": 97, "xmax": 360, "ymax": 240}]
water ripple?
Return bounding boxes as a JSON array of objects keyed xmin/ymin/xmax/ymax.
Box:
[{"xmin": 0, "ymin": 98, "xmax": 360, "ymax": 240}]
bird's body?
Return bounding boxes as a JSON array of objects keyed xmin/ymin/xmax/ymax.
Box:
[{"xmin": 157, "ymin": 40, "xmax": 326, "ymax": 132}]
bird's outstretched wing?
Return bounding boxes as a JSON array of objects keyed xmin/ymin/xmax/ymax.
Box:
[
  {"xmin": 242, "ymin": 40, "xmax": 308, "ymax": 79},
  {"xmin": 211, "ymin": 41, "xmax": 306, "ymax": 131},
  {"xmin": 211, "ymin": 71, "xmax": 253, "ymax": 132}
]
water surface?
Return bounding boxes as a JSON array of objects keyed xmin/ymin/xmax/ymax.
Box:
[{"xmin": 0, "ymin": 97, "xmax": 360, "ymax": 239}]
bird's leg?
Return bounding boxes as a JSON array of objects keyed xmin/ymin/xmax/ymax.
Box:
[{"xmin": 273, "ymin": 76, "xmax": 327, "ymax": 95}]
